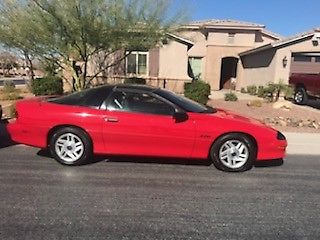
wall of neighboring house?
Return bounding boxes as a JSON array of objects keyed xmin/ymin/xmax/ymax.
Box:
[
  {"xmin": 241, "ymin": 35, "xmax": 320, "ymax": 87},
  {"xmin": 158, "ymin": 40, "xmax": 190, "ymax": 80},
  {"xmin": 255, "ymin": 32, "xmax": 279, "ymax": 47},
  {"xmin": 241, "ymin": 49, "xmax": 278, "ymax": 87},
  {"xmin": 157, "ymin": 40, "xmax": 191, "ymax": 93},
  {"xmin": 275, "ymin": 37, "xmax": 320, "ymax": 84},
  {"xmin": 149, "ymin": 48, "xmax": 160, "ymax": 77},
  {"xmin": 178, "ymin": 30, "xmax": 207, "ymax": 79},
  {"xmin": 205, "ymin": 30, "xmax": 257, "ymax": 90}
]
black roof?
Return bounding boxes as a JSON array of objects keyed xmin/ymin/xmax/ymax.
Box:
[
  {"xmin": 89, "ymin": 84, "xmax": 158, "ymax": 92},
  {"xmin": 114, "ymin": 84, "xmax": 158, "ymax": 92}
]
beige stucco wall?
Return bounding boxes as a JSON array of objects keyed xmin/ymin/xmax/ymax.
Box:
[
  {"xmin": 242, "ymin": 35, "xmax": 320, "ymax": 87},
  {"xmin": 274, "ymin": 37, "xmax": 320, "ymax": 84},
  {"xmin": 170, "ymin": 29, "xmax": 275, "ymax": 90},
  {"xmin": 158, "ymin": 40, "xmax": 190, "ymax": 80},
  {"xmin": 261, "ymin": 34, "xmax": 278, "ymax": 46},
  {"xmin": 206, "ymin": 45, "xmax": 252, "ymax": 90},
  {"xmin": 177, "ymin": 30, "xmax": 207, "ymax": 80},
  {"xmin": 207, "ymin": 31, "xmax": 255, "ymax": 47},
  {"xmin": 204, "ymin": 31, "xmax": 272, "ymax": 90},
  {"xmin": 241, "ymin": 49, "xmax": 278, "ymax": 87}
]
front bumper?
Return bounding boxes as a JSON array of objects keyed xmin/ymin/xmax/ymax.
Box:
[{"xmin": 257, "ymin": 138, "xmax": 288, "ymax": 161}]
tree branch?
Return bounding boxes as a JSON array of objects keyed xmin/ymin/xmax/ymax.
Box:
[{"xmin": 86, "ymin": 51, "xmax": 131, "ymax": 84}]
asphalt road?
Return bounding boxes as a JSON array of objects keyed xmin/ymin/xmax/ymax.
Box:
[{"xmin": 0, "ymin": 141, "xmax": 319, "ymax": 240}]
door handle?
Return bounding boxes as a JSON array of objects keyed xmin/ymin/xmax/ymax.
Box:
[{"xmin": 105, "ymin": 117, "xmax": 119, "ymax": 123}]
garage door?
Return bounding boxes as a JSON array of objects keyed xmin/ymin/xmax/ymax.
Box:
[{"xmin": 290, "ymin": 53, "xmax": 320, "ymax": 74}]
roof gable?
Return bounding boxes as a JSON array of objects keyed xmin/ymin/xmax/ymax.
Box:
[{"xmin": 240, "ymin": 28, "xmax": 320, "ymax": 56}]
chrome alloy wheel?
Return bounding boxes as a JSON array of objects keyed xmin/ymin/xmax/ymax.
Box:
[
  {"xmin": 294, "ymin": 91, "xmax": 304, "ymax": 103},
  {"xmin": 54, "ymin": 133, "xmax": 84, "ymax": 163},
  {"xmin": 219, "ymin": 140, "xmax": 249, "ymax": 169}
]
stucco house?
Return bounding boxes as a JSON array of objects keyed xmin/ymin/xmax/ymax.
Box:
[
  {"xmin": 84, "ymin": 19, "xmax": 320, "ymax": 93},
  {"xmin": 121, "ymin": 19, "xmax": 320, "ymax": 93}
]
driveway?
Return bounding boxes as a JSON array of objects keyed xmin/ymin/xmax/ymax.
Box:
[{"xmin": 0, "ymin": 143, "xmax": 319, "ymax": 239}]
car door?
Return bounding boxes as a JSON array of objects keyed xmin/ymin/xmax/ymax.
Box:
[{"xmin": 102, "ymin": 90, "xmax": 196, "ymax": 158}]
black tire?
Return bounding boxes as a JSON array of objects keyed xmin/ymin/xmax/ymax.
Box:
[
  {"xmin": 294, "ymin": 87, "xmax": 307, "ymax": 105},
  {"xmin": 210, "ymin": 133, "xmax": 256, "ymax": 172},
  {"xmin": 49, "ymin": 127, "xmax": 93, "ymax": 166}
]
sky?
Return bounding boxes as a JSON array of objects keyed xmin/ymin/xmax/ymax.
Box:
[{"xmin": 174, "ymin": 0, "xmax": 320, "ymax": 37}]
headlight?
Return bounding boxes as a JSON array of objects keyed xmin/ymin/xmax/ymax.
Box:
[{"xmin": 277, "ymin": 131, "xmax": 286, "ymax": 140}]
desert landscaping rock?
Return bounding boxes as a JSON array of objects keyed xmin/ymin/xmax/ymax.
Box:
[
  {"xmin": 210, "ymin": 99, "xmax": 320, "ymax": 133},
  {"xmin": 272, "ymin": 100, "xmax": 293, "ymax": 110},
  {"xmin": 263, "ymin": 117, "xmax": 320, "ymax": 128}
]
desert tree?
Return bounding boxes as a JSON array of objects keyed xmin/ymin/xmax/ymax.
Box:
[{"xmin": 0, "ymin": 0, "xmax": 187, "ymax": 91}]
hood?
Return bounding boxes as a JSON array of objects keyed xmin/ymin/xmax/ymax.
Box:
[{"xmin": 214, "ymin": 108, "xmax": 267, "ymax": 127}]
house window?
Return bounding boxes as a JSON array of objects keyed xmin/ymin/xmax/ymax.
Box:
[
  {"xmin": 315, "ymin": 57, "xmax": 320, "ymax": 63},
  {"xmin": 126, "ymin": 51, "xmax": 148, "ymax": 75},
  {"xmin": 228, "ymin": 33, "xmax": 235, "ymax": 44},
  {"xmin": 293, "ymin": 56, "xmax": 312, "ymax": 62},
  {"xmin": 189, "ymin": 57, "xmax": 202, "ymax": 79}
]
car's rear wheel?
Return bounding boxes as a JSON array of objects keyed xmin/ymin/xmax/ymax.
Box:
[
  {"xmin": 294, "ymin": 88, "xmax": 307, "ymax": 105},
  {"xmin": 210, "ymin": 133, "xmax": 256, "ymax": 172},
  {"xmin": 49, "ymin": 127, "xmax": 92, "ymax": 166}
]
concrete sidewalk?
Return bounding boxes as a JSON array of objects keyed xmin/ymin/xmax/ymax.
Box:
[{"xmin": 284, "ymin": 132, "xmax": 320, "ymax": 155}]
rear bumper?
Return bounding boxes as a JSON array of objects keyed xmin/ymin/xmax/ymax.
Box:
[
  {"xmin": 257, "ymin": 139, "xmax": 287, "ymax": 161},
  {"xmin": 7, "ymin": 120, "xmax": 47, "ymax": 148}
]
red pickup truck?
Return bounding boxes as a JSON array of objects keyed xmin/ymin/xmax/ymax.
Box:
[{"xmin": 289, "ymin": 73, "xmax": 320, "ymax": 104}]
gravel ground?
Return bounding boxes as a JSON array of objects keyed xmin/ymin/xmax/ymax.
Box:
[{"xmin": 209, "ymin": 99, "xmax": 320, "ymax": 133}]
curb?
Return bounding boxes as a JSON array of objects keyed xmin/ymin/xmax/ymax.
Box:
[{"xmin": 284, "ymin": 132, "xmax": 320, "ymax": 155}]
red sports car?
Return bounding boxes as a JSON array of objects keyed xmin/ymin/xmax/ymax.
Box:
[{"xmin": 8, "ymin": 84, "xmax": 287, "ymax": 172}]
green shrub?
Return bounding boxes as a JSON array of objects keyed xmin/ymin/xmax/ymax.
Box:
[
  {"xmin": 3, "ymin": 80, "xmax": 15, "ymax": 93},
  {"xmin": 124, "ymin": 77, "xmax": 146, "ymax": 85},
  {"xmin": 257, "ymin": 86, "xmax": 264, "ymax": 98},
  {"xmin": 285, "ymin": 85, "xmax": 295, "ymax": 100},
  {"xmin": 224, "ymin": 92, "xmax": 238, "ymax": 101},
  {"xmin": 31, "ymin": 76, "xmax": 63, "ymax": 96},
  {"xmin": 246, "ymin": 85, "xmax": 257, "ymax": 95},
  {"xmin": 184, "ymin": 80, "xmax": 211, "ymax": 105},
  {"xmin": 268, "ymin": 81, "xmax": 290, "ymax": 101},
  {"xmin": 240, "ymin": 87, "xmax": 246, "ymax": 93}
]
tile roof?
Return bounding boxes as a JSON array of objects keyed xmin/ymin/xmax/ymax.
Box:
[
  {"xmin": 186, "ymin": 19, "xmax": 265, "ymax": 28},
  {"xmin": 261, "ymin": 29, "xmax": 283, "ymax": 40},
  {"xmin": 272, "ymin": 28, "xmax": 320, "ymax": 47},
  {"xmin": 167, "ymin": 33, "xmax": 194, "ymax": 46}
]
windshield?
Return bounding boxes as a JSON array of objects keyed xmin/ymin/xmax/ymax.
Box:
[{"xmin": 155, "ymin": 89, "xmax": 215, "ymax": 113}]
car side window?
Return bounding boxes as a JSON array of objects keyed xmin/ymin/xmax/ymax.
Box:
[{"xmin": 107, "ymin": 91, "xmax": 175, "ymax": 116}]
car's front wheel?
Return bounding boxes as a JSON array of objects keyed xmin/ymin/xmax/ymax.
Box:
[
  {"xmin": 210, "ymin": 133, "xmax": 256, "ymax": 172},
  {"xmin": 49, "ymin": 127, "xmax": 93, "ymax": 166}
]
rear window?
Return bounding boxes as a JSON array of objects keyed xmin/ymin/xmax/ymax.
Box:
[{"xmin": 49, "ymin": 86, "xmax": 113, "ymax": 108}]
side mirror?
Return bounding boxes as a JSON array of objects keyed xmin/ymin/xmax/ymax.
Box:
[{"xmin": 173, "ymin": 110, "xmax": 188, "ymax": 123}]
